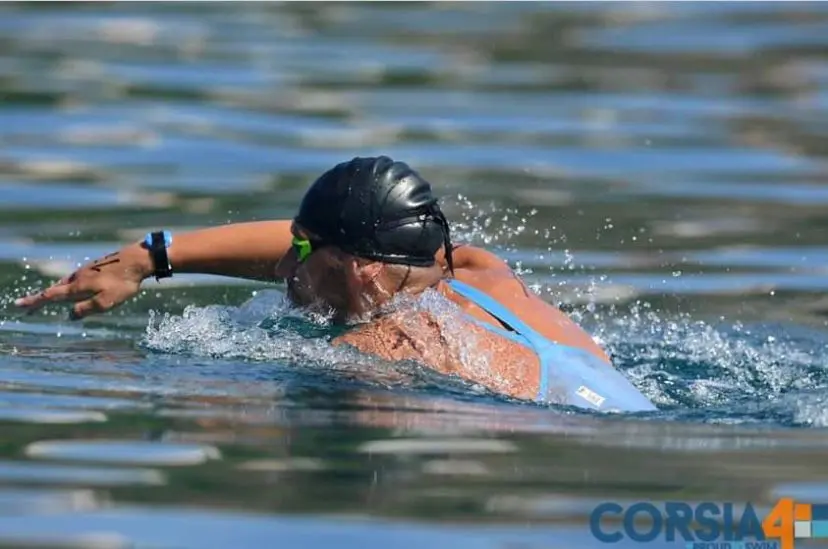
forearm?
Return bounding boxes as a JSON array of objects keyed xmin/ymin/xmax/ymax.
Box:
[
  {"xmin": 15, "ymin": 220, "xmax": 293, "ymax": 318},
  {"xmin": 161, "ymin": 220, "xmax": 293, "ymax": 282}
]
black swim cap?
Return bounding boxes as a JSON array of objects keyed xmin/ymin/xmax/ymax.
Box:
[{"xmin": 295, "ymin": 156, "xmax": 453, "ymax": 270}]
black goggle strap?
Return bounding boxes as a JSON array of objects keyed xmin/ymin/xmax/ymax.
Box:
[
  {"xmin": 380, "ymin": 204, "xmax": 455, "ymax": 273},
  {"xmin": 430, "ymin": 204, "xmax": 454, "ymax": 274}
]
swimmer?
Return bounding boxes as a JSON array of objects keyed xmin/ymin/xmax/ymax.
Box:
[{"xmin": 14, "ymin": 156, "xmax": 656, "ymax": 412}]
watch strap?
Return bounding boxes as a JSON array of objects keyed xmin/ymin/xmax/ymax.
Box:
[{"xmin": 143, "ymin": 230, "xmax": 173, "ymax": 280}]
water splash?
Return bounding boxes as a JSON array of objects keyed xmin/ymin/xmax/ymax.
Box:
[
  {"xmin": 446, "ymin": 193, "xmax": 544, "ymax": 250},
  {"xmin": 589, "ymin": 300, "xmax": 828, "ymax": 426},
  {"xmin": 144, "ymin": 290, "xmax": 348, "ymax": 363},
  {"xmin": 141, "ymin": 288, "xmax": 501, "ymax": 399}
]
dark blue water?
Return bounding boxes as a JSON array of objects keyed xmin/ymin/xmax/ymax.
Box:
[{"xmin": 1, "ymin": 2, "xmax": 828, "ymax": 548}]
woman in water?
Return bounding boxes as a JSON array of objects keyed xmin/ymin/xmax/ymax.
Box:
[{"xmin": 15, "ymin": 156, "xmax": 655, "ymax": 412}]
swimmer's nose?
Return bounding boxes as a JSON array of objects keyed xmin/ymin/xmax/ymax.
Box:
[{"xmin": 274, "ymin": 246, "xmax": 299, "ymax": 280}]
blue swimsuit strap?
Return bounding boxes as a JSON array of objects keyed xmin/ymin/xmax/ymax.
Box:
[
  {"xmin": 446, "ymin": 279, "xmax": 546, "ymax": 341},
  {"xmin": 447, "ymin": 279, "xmax": 556, "ymax": 397}
]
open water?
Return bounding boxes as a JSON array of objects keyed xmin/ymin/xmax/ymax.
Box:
[{"xmin": 1, "ymin": 2, "xmax": 828, "ymax": 548}]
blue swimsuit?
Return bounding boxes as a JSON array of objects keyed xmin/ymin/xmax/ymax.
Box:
[{"xmin": 447, "ymin": 280, "xmax": 657, "ymax": 413}]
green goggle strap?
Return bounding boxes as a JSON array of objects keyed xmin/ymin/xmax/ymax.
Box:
[{"xmin": 291, "ymin": 237, "xmax": 313, "ymax": 262}]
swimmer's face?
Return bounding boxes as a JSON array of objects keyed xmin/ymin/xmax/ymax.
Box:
[{"xmin": 280, "ymin": 223, "xmax": 359, "ymax": 320}]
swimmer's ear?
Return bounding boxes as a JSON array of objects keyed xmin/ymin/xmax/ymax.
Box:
[
  {"xmin": 355, "ymin": 260, "xmax": 383, "ymax": 284},
  {"xmin": 344, "ymin": 257, "xmax": 366, "ymax": 285}
]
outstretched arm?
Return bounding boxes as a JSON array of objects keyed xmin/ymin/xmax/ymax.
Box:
[
  {"xmin": 164, "ymin": 220, "xmax": 294, "ymax": 280},
  {"xmin": 14, "ymin": 220, "xmax": 295, "ymax": 319},
  {"xmin": 13, "ymin": 220, "xmax": 512, "ymax": 320}
]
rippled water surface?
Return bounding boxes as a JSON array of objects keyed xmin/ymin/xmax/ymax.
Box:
[{"xmin": 2, "ymin": 2, "xmax": 828, "ymax": 548}]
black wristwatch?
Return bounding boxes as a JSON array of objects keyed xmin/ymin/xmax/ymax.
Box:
[{"xmin": 143, "ymin": 230, "xmax": 173, "ymax": 280}]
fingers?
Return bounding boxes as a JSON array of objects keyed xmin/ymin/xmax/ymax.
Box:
[
  {"xmin": 69, "ymin": 295, "xmax": 113, "ymax": 321},
  {"xmin": 13, "ymin": 249, "xmax": 143, "ymax": 319},
  {"xmin": 53, "ymin": 272, "xmax": 77, "ymax": 287},
  {"xmin": 14, "ymin": 271, "xmax": 99, "ymax": 314},
  {"xmin": 15, "ymin": 282, "xmax": 94, "ymax": 312}
]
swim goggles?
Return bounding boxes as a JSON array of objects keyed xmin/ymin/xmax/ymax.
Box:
[{"xmin": 291, "ymin": 236, "xmax": 327, "ymax": 262}]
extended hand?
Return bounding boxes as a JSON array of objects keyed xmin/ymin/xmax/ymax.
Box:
[{"xmin": 14, "ymin": 243, "xmax": 152, "ymax": 320}]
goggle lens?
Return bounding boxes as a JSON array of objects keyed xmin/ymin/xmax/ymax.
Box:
[{"xmin": 292, "ymin": 237, "xmax": 313, "ymax": 262}]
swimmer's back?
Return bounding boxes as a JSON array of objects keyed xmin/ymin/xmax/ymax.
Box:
[{"xmin": 335, "ymin": 243, "xmax": 651, "ymax": 409}]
